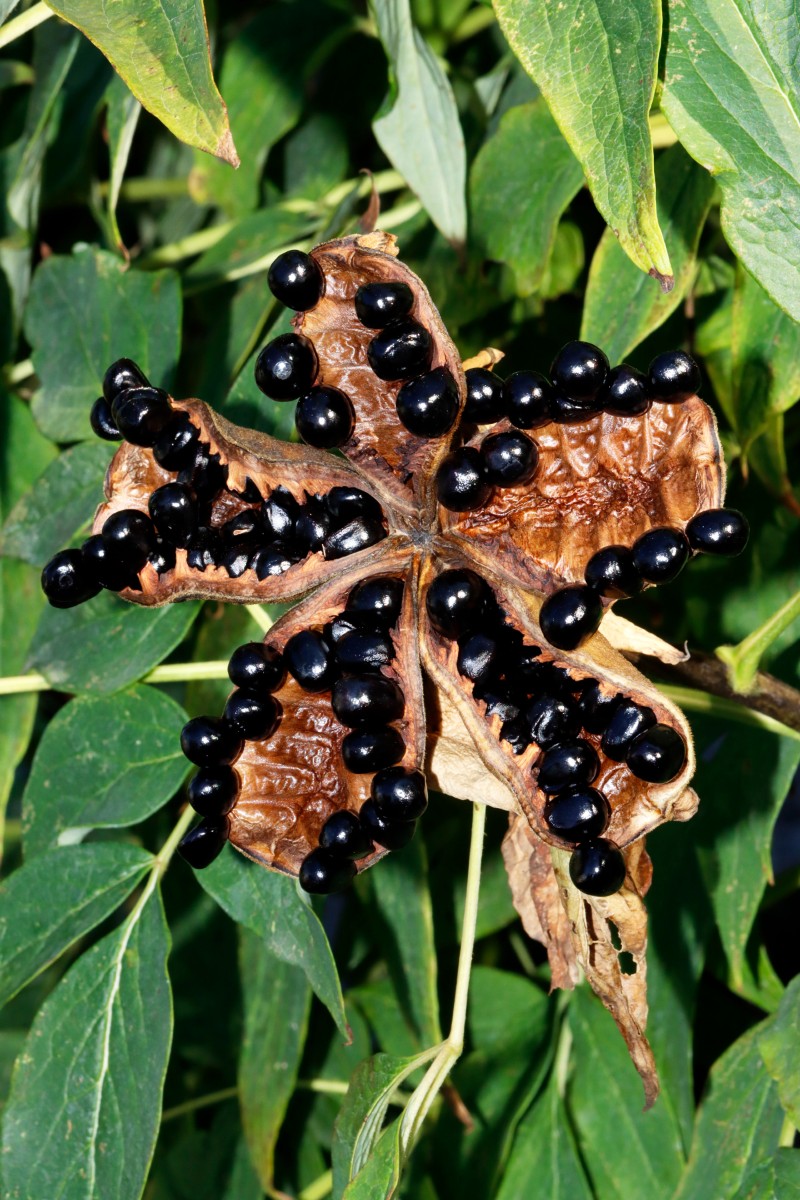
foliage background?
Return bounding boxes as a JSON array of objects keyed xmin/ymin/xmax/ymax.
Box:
[{"xmin": 0, "ymin": 0, "xmax": 799, "ymax": 1196}]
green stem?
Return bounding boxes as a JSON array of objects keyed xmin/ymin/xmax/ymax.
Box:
[
  {"xmin": 658, "ymin": 684, "xmax": 800, "ymax": 743},
  {"xmin": 0, "ymin": 659, "xmax": 231, "ymax": 696},
  {"xmin": 248, "ymin": 605, "xmax": 275, "ymax": 635},
  {"xmin": 451, "ymin": 5, "xmax": 496, "ymax": 43},
  {"xmin": 3, "ymin": 357, "xmax": 34, "ymax": 386},
  {"xmin": 716, "ymin": 588, "xmax": 800, "ymax": 694},
  {"xmin": 779, "ymin": 1113, "xmax": 797, "ymax": 1149},
  {"xmin": 298, "ymin": 1170, "xmax": 333, "ymax": 1200},
  {"xmin": 0, "ymin": 1, "xmax": 52, "ymax": 51},
  {"xmin": 97, "ymin": 176, "xmax": 189, "ymax": 203},
  {"xmin": 138, "ymin": 221, "xmax": 234, "ymax": 268},
  {"xmin": 161, "ymin": 1076, "xmax": 354, "ymax": 1123}
]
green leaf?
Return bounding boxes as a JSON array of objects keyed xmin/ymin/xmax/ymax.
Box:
[
  {"xmin": 470, "ymin": 98, "xmax": 583, "ymax": 295},
  {"xmin": 22, "ymin": 684, "xmax": 189, "ymax": 856},
  {"xmin": 371, "ymin": 0, "xmax": 467, "ymax": 245},
  {"xmin": 238, "ymin": 927, "xmax": 311, "ymax": 1192},
  {"xmin": 102, "ymin": 73, "xmax": 141, "ymax": 253},
  {"xmin": 673, "ymin": 1023, "xmax": 784, "ymax": 1200},
  {"xmin": 2, "ymin": 882, "xmax": 172, "ymax": 1199},
  {"xmin": 760, "ymin": 974, "xmax": 800, "ymax": 1127},
  {"xmin": 1, "ymin": 440, "xmax": 110, "ymax": 567},
  {"xmin": 44, "ymin": 0, "xmax": 238, "ymax": 165},
  {"xmin": 25, "ymin": 246, "xmax": 181, "ymax": 442},
  {"xmin": 197, "ymin": 847, "xmax": 348, "ymax": 1039},
  {"xmin": 28, "ymin": 591, "xmax": 201, "ymax": 694},
  {"xmin": 342, "ymin": 1114, "xmax": 404, "ymax": 1200},
  {"xmin": 731, "ymin": 1151, "xmax": 800, "ymax": 1200},
  {"xmin": 0, "ymin": 842, "xmax": 152, "ymax": 1007},
  {"xmin": 581, "ymin": 144, "xmax": 715, "ymax": 361},
  {"xmin": 663, "ymin": 0, "xmax": 800, "ymax": 322},
  {"xmin": 494, "ymin": 0, "xmax": 671, "ymax": 282},
  {"xmin": 496, "ymin": 1081, "xmax": 593, "ymax": 1200},
  {"xmin": 730, "ymin": 266, "xmax": 800, "ymax": 454}
]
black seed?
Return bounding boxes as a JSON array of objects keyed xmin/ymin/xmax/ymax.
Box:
[
  {"xmin": 346, "ymin": 577, "xmax": 404, "ymax": 628},
  {"xmin": 569, "ymin": 839, "xmax": 626, "ymax": 895},
  {"xmin": 178, "ymin": 444, "xmax": 228, "ymax": 504},
  {"xmin": 341, "ymin": 725, "xmax": 405, "ymax": 773},
  {"xmin": 113, "ymin": 386, "xmax": 173, "ymax": 446},
  {"xmin": 82, "ymin": 534, "xmax": 137, "ymax": 591},
  {"xmin": 262, "ymin": 485, "xmax": 302, "ymax": 542},
  {"xmin": 188, "ymin": 766, "xmax": 239, "ymax": 817},
  {"xmin": 222, "ymin": 510, "xmax": 263, "ymax": 540},
  {"xmin": 328, "ymin": 611, "xmax": 379, "ymax": 643},
  {"xmin": 230, "ymin": 478, "xmax": 263, "ymax": 505},
  {"xmin": 299, "ymin": 848, "xmax": 356, "ymax": 893},
  {"xmin": 223, "ymin": 689, "xmax": 281, "ymax": 740},
  {"xmin": 576, "ymin": 680, "xmax": 620, "ymax": 735},
  {"xmin": 550, "ymin": 341, "xmax": 609, "ymax": 403},
  {"xmin": 284, "ymin": 630, "xmax": 337, "ymax": 691},
  {"xmin": 327, "ymin": 486, "xmax": 383, "ymax": 526},
  {"xmin": 539, "ymin": 585, "xmax": 603, "ymax": 651},
  {"xmin": 371, "ymin": 766, "xmax": 428, "ymax": 821},
  {"xmin": 228, "ymin": 642, "xmax": 285, "ymax": 693},
  {"xmin": 322, "ymin": 517, "xmax": 386, "ymax": 560},
  {"xmin": 601, "ymin": 700, "xmax": 656, "ymax": 761},
  {"xmin": 153, "ymin": 414, "xmax": 200, "ymax": 471},
  {"xmin": 522, "ymin": 660, "xmax": 576, "ymax": 700},
  {"xmin": 181, "ymin": 716, "xmax": 243, "ymax": 767},
  {"xmin": 252, "ymin": 544, "xmax": 301, "ymax": 579},
  {"xmin": 464, "ymin": 367, "xmax": 506, "ymax": 424},
  {"xmin": 526, "ymin": 694, "xmax": 580, "ymax": 749},
  {"xmin": 544, "ymin": 786, "xmax": 611, "ymax": 842},
  {"xmin": 457, "ymin": 630, "xmax": 501, "ymax": 687},
  {"xmin": 90, "ymin": 396, "xmax": 122, "ymax": 441},
  {"xmin": 549, "ymin": 390, "xmax": 595, "ymax": 423},
  {"xmin": 367, "ymin": 319, "xmax": 432, "ymax": 381},
  {"xmin": 296, "ymin": 387, "xmax": 354, "ymax": 448},
  {"xmin": 41, "ymin": 548, "xmax": 101, "ymax": 608},
  {"xmin": 355, "ymin": 281, "xmax": 414, "ymax": 329},
  {"xmin": 220, "ymin": 540, "xmax": 257, "ymax": 578},
  {"xmin": 426, "ymin": 569, "xmax": 488, "ymax": 639},
  {"xmin": 538, "ymin": 739, "xmax": 600, "ymax": 793},
  {"xmin": 102, "ymin": 508, "xmax": 157, "ymax": 572},
  {"xmin": 332, "ymin": 676, "xmax": 404, "ymax": 727},
  {"xmin": 319, "ymin": 810, "xmax": 374, "ymax": 859},
  {"xmin": 436, "ymin": 447, "xmax": 492, "ymax": 512},
  {"xmin": 480, "ymin": 430, "xmax": 538, "ymax": 487},
  {"xmin": 631, "ymin": 527, "xmax": 690, "ymax": 584},
  {"xmin": 149, "ymin": 537, "xmax": 176, "ymax": 575},
  {"xmin": 335, "ymin": 629, "xmax": 395, "ymax": 673},
  {"xmin": 177, "ymin": 818, "xmax": 229, "ymax": 869},
  {"xmin": 504, "ymin": 371, "xmax": 551, "ymax": 428},
  {"xmin": 648, "ymin": 350, "xmax": 701, "ymax": 403},
  {"xmin": 295, "ymin": 496, "xmax": 332, "ymax": 554},
  {"xmin": 148, "ymin": 483, "xmax": 197, "ymax": 547},
  {"xmin": 255, "ymin": 333, "xmax": 318, "ymax": 400},
  {"xmin": 627, "ymin": 723, "xmax": 687, "ymax": 782},
  {"xmin": 478, "ymin": 687, "xmax": 521, "ymax": 722},
  {"xmin": 268, "ymin": 248, "xmax": 324, "ymax": 311},
  {"xmin": 501, "ymin": 715, "xmax": 531, "ymax": 754},
  {"xmin": 396, "ymin": 367, "xmax": 460, "ymax": 437},
  {"xmin": 186, "ymin": 525, "xmax": 222, "ymax": 572},
  {"xmin": 102, "ymin": 358, "xmax": 149, "ymax": 403},
  {"xmin": 686, "ymin": 508, "xmax": 749, "ymax": 557},
  {"xmin": 598, "ymin": 364, "xmax": 652, "ymax": 416},
  {"xmin": 584, "ymin": 545, "xmax": 643, "ymax": 599},
  {"xmin": 360, "ymin": 799, "xmax": 417, "ymax": 850}
]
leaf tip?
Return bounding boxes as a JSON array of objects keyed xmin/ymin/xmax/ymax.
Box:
[
  {"xmin": 649, "ymin": 268, "xmax": 675, "ymax": 294},
  {"xmin": 215, "ymin": 128, "xmax": 240, "ymax": 168}
]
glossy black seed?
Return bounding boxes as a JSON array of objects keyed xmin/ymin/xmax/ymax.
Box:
[
  {"xmin": 328, "ymin": 611, "xmax": 379, "ymax": 644},
  {"xmin": 464, "ymin": 367, "xmax": 506, "ymax": 424},
  {"xmin": 295, "ymin": 496, "xmax": 332, "ymax": 553},
  {"xmin": 41, "ymin": 548, "xmax": 101, "ymax": 608},
  {"xmin": 332, "ymin": 676, "xmax": 404, "ymax": 727},
  {"xmin": 538, "ymin": 739, "xmax": 600, "ymax": 793},
  {"xmin": 90, "ymin": 395, "xmax": 122, "ymax": 441},
  {"xmin": 113, "ymin": 386, "xmax": 172, "ymax": 446},
  {"xmin": 548, "ymin": 390, "xmax": 595, "ymax": 423},
  {"xmin": 319, "ymin": 810, "xmax": 373, "ymax": 859},
  {"xmin": 222, "ymin": 510, "xmax": 263, "ymax": 540},
  {"xmin": 148, "ymin": 483, "xmax": 197, "ymax": 547},
  {"xmin": 296, "ymin": 387, "xmax": 354, "ymax": 449},
  {"xmin": 426, "ymin": 569, "xmax": 488, "ymax": 639},
  {"xmin": 322, "ymin": 517, "xmax": 386, "ymax": 560},
  {"xmin": 367, "ymin": 318, "xmax": 432, "ymax": 381},
  {"xmin": 522, "ymin": 660, "xmax": 576, "ymax": 700},
  {"xmin": 544, "ymin": 786, "xmax": 611, "ymax": 842},
  {"xmin": 346, "ymin": 577, "xmax": 404, "ymax": 628},
  {"xmin": 584, "ymin": 545, "xmax": 643, "ymax": 599},
  {"xmin": 223, "ymin": 690, "xmax": 281, "ymax": 740},
  {"xmin": 600, "ymin": 700, "xmax": 656, "ymax": 761},
  {"xmin": 255, "ymin": 333, "xmax": 318, "ymax": 400},
  {"xmin": 268, "ymin": 248, "xmax": 324, "ymax": 310},
  {"xmin": 220, "ymin": 540, "xmax": 257, "ymax": 578},
  {"xmin": 480, "ymin": 430, "xmax": 538, "ymax": 487},
  {"xmin": 539, "ymin": 585, "xmax": 603, "ymax": 651},
  {"xmin": 526, "ymin": 695, "xmax": 580, "ymax": 750},
  {"xmin": 371, "ymin": 767, "xmax": 428, "ymax": 821},
  {"xmin": 178, "ymin": 444, "xmax": 228, "ymax": 504},
  {"xmin": 396, "ymin": 368, "xmax": 460, "ymax": 437},
  {"xmin": 231, "ymin": 478, "xmax": 263, "ymax": 505},
  {"xmin": 284, "ymin": 630, "xmax": 337, "ymax": 691},
  {"xmin": 82, "ymin": 534, "xmax": 136, "ymax": 591},
  {"xmin": 251, "ymin": 544, "xmax": 301, "ymax": 579},
  {"xmin": 504, "ymin": 371, "xmax": 551, "ymax": 428},
  {"xmin": 102, "ymin": 508, "xmax": 156, "ymax": 572},
  {"xmin": 436, "ymin": 447, "xmax": 492, "ymax": 512},
  {"xmin": 262, "ymin": 486, "xmax": 302, "ymax": 542},
  {"xmin": 335, "ymin": 629, "xmax": 394, "ymax": 673},
  {"xmin": 186, "ymin": 525, "xmax": 222, "ymax": 572},
  {"xmin": 153, "ymin": 413, "xmax": 200, "ymax": 471},
  {"xmin": 102, "ymin": 357, "xmax": 148, "ymax": 403},
  {"xmin": 598, "ymin": 364, "xmax": 652, "ymax": 416},
  {"xmin": 299, "ymin": 848, "xmax": 356, "ymax": 894},
  {"xmin": 576, "ymin": 680, "xmax": 620, "ymax": 735},
  {"xmin": 341, "ymin": 725, "xmax": 405, "ymax": 773},
  {"xmin": 177, "ymin": 818, "xmax": 229, "ymax": 869},
  {"xmin": 181, "ymin": 716, "xmax": 243, "ymax": 767},
  {"xmin": 355, "ymin": 281, "xmax": 414, "ymax": 329},
  {"xmin": 551, "ymin": 341, "xmax": 609, "ymax": 402},
  {"xmin": 631, "ymin": 527, "xmax": 690, "ymax": 584},
  {"xmin": 649, "ymin": 350, "xmax": 701, "ymax": 403},
  {"xmin": 457, "ymin": 631, "xmax": 501, "ymax": 687},
  {"xmin": 627, "ymin": 723, "xmax": 687, "ymax": 783},
  {"xmin": 569, "ymin": 839, "xmax": 626, "ymax": 896},
  {"xmin": 686, "ymin": 508, "xmax": 750, "ymax": 557},
  {"xmin": 360, "ymin": 799, "xmax": 417, "ymax": 850},
  {"xmin": 228, "ymin": 642, "xmax": 285, "ymax": 693},
  {"xmin": 478, "ymin": 688, "xmax": 521, "ymax": 722},
  {"xmin": 149, "ymin": 537, "xmax": 176, "ymax": 575},
  {"xmin": 188, "ymin": 766, "xmax": 239, "ymax": 817},
  {"xmin": 501, "ymin": 716, "xmax": 531, "ymax": 755}
]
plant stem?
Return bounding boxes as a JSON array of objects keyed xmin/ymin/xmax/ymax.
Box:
[
  {"xmin": 0, "ymin": 1, "xmax": 52, "ymax": 51},
  {"xmin": 248, "ymin": 605, "xmax": 275, "ymax": 635},
  {"xmin": 0, "ymin": 659, "xmax": 231, "ymax": 696},
  {"xmin": 298, "ymin": 1169, "xmax": 333, "ymax": 1200},
  {"xmin": 138, "ymin": 221, "xmax": 234, "ymax": 268},
  {"xmin": 3, "ymin": 357, "xmax": 34, "ymax": 386},
  {"xmin": 161, "ymin": 1086, "xmax": 239, "ymax": 1122},
  {"xmin": 96, "ymin": 177, "xmax": 189, "ymax": 203},
  {"xmin": 779, "ymin": 1113, "xmax": 797, "ymax": 1149},
  {"xmin": 716, "ymin": 588, "xmax": 800, "ymax": 694},
  {"xmin": 658, "ymin": 684, "xmax": 800, "ymax": 743}
]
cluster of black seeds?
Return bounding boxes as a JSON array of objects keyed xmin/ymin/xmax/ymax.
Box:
[{"xmin": 425, "ymin": 567, "xmax": 688, "ymax": 897}]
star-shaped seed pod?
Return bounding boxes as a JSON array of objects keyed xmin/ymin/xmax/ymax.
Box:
[{"xmin": 41, "ymin": 230, "xmax": 749, "ymax": 1102}]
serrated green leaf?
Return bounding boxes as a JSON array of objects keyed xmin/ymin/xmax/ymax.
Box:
[
  {"xmin": 2, "ymin": 882, "xmax": 171, "ymax": 1199},
  {"xmin": 760, "ymin": 974, "xmax": 800, "ymax": 1128},
  {"xmin": 27, "ymin": 591, "xmax": 201, "ymax": 694},
  {"xmin": 471, "ymin": 98, "xmax": 583, "ymax": 295},
  {"xmin": 730, "ymin": 267, "xmax": 800, "ymax": 454},
  {"xmin": 663, "ymin": 0, "xmax": 800, "ymax": 323},
  {"xmin": 494, "ymin": 0, "xmax": 671, "ymax": 282},
  {"xmin": 0, "ymin": 842, "xmax": 152, "ymax": 1007},
  {"xmin": 371, "ymin": 0, "xmax": 467, "ymax": 245},
  {"xmin": 44, "ymin": 0, "xmax": 238, "ymax": 165},
  {"xmin": 497, "ymin": 1081, "xmax": 593, "ymax": 1200},
  {"xmin": 581, "ymin": 144, "xmax": 715, "ymax": 361},
  {"xmin": 22, "ymin": 684, "xmax": 189, "ymax": 856},
  {"xmin": 25, "ymin": 246, "xmax": 181, "ymax": 442},
  {"xmin": 197, "ymin": 846, "xmax": 348, "ymax": 1038}
]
